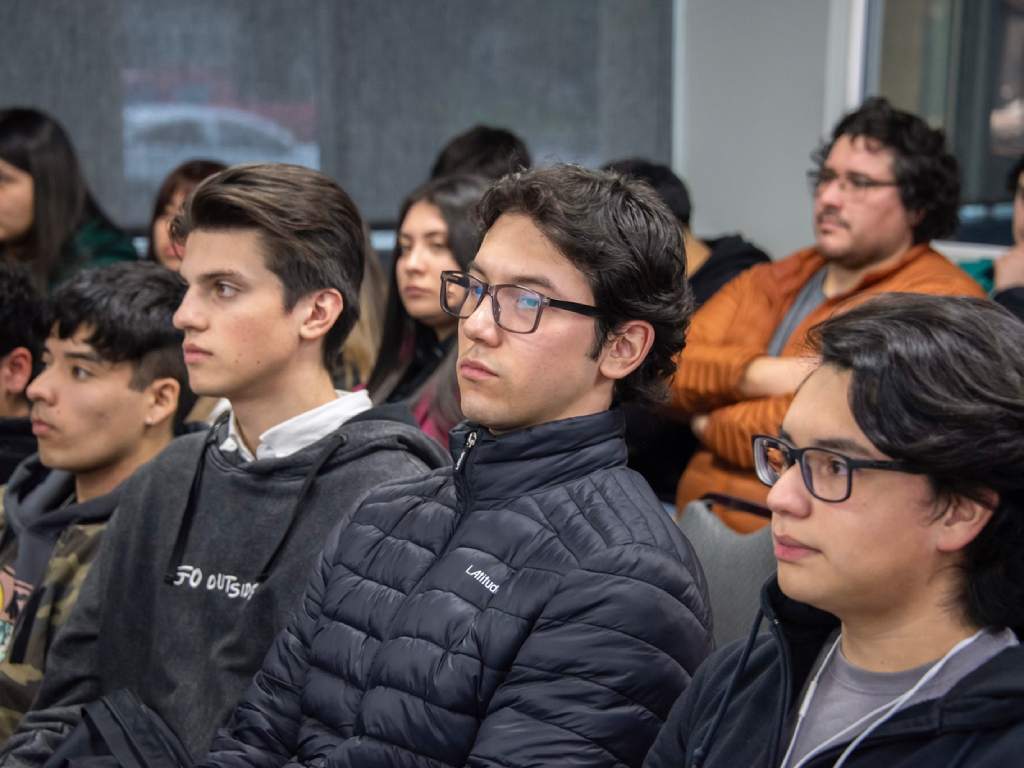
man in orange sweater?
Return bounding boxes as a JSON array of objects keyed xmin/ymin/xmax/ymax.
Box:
[{"xmin": 671, "ymin": 97, "xmax": 986, "ymax": 531}]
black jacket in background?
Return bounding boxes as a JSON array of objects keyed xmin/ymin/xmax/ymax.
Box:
[
  {"xmin": 0, "ymin": 420, "xmax": 35, "ymax": 487},
  {"xmin": 644, "ymin": 579, "xmax": 1024, "ymax": 768},
  {"xmin": 202, "ymin": 410, "xmax": 713, "ymax": 768},
  {"xmin": 626, "ymin": 234, "xmax": 770, "ymax": 502},
  {"xmin": 995, "ymin": 286, "xmax": 1024, "ymax": 323}
]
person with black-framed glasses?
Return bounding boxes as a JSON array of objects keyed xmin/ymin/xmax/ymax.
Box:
[
  {"xmin": 647, "ymin": 294, "xmax": 1024, "ymax": 768},
  {"xmin": 199, "ymin": 164, "xmax": 712, "ymax": 768},
  {"xmin": 667, "ymin": 97, "xmax": 987, "ymax": 534}
]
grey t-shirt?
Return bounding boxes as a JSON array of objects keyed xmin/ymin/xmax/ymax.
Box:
[
  {"xmin": 766, "ymin": 268, "xmax": 827, "ymax": 357},
  {"xmin": 784, "ymin": 628, "xmax": 1019, "ymax": 767}
]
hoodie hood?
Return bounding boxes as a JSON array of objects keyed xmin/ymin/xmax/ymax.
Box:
[{"xmin": 2, "ymin": 453, "xmax": 120, "ymax": 599}]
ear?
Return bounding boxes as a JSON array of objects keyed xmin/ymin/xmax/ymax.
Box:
[
  {"xmin": 143, "ymin": 377, "xmax": 181, "ymax": 432},
  {"xmin": 908, "ymin": 208, "xmax": 925, "ymax": 229},
  {"xmin": 297, "ymin": 289, "xmax": 344, "ymax": 342},
  {"xmin": 935, "ymin": 493, "xmax": 996, "ymax": 555},
  {"xmin": 596, "ymin": 320, "xmax": 655, "ymax": 383},
  {"xmin": 0, "ymin": 347, "xmax": 33, "ymax": 397}
]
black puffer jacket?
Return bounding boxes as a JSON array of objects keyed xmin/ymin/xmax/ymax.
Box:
[{"xmin": 202, "ymin": 411, "xmax": 713, "ymax": 768}]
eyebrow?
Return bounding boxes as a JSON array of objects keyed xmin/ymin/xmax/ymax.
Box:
[
  {"xmin": 42, "ymin": 344, "xmax": 105, "ymax": 365},
  {"xmin": 192, "ymin": 269, "xmax": 249, "ymax": 286},
  {"xmin": 777, "ymin": 428, "xmax": 874, "ymax": 458},
  {"xmin": 466, "ymin": 261, "xmax": 559, "ymax": 294}
]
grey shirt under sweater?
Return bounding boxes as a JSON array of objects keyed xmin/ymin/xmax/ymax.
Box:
[
  {"xmin": 0, "ymin": 408, "xmax": 450, "ymax": 766},
  {"xmin": 785, "ymin": 628, "xmax": 1019, "ymax": 767}
]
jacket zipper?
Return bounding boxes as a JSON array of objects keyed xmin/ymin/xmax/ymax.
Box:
[{"xmin": 455, "ymin": 431, "xmax": 478, "ymax": 472}]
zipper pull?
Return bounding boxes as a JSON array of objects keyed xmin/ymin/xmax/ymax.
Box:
[{"xmin": 455, "ymin": 431, "xmax": 478, "ymax": 472}]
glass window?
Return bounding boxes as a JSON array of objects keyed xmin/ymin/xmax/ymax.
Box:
[{"xmin": 871, "ymin": 0, "xmax": 1024, "ymax": 245}]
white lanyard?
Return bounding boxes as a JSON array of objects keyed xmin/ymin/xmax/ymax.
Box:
[{"xmin": 781, "ymin": 629, "xmax": 985, "ymax": 768}]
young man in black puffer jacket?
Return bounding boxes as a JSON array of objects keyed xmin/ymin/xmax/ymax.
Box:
[{"xmin": 200, "ymin": 164, "xmax": 713, "ymax": 768}]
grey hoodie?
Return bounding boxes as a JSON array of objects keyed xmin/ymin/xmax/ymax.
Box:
[{"xmin": 0, "ymin": 405, "xmax": 449, "ymax": 765}]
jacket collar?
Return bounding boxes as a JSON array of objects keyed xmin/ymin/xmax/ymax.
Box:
[{"xmin": 449, "ymin": 409, "xmax": 627, "ymax": 505}]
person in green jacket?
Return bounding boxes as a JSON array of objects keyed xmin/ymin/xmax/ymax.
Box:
[{"xmin": 0, "ymin": 108, "xmax": 136, "ymax": 292}]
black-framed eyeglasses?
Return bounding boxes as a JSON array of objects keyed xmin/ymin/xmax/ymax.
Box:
[
  {"xmin": 440, "ymin": 270, "xmax": 601, "ymax": 334},
  {"xmin": 752, "ymin": 434, "xmax": 923, "ymax": 503},
  {"xmin": 806, "ymin": 168, "xmax": 900, "ymax": 198}
]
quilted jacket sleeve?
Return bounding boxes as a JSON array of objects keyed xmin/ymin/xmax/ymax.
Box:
[
  {"xmin": 670, "ymin": 269, "xmax": 767, "ymax": 415},
  {"xmin": 700, "ymin": 395, "xmax": 792, "ymax": 469},
  {"xmin": 466, "ymin": 542, "xmax": 712, "ymax": 768},
  {"xmin": 199, "ymin": 524, "xmax": 339, "ymax": 768}
]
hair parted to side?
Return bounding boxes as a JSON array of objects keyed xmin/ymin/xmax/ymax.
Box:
[
  {"xmin": 50, "ymin": 262, "xmax": 196, "ymax": 430},
  {"xmin": 146, "ymin": 158, "xmax": 226, "ymax": 262},
  {"xmin": 0, "ymin": 107, "xmax": 119, "ymax": 288},
  {"xmin": 0, "ymin": 262, "xmax": 48, "ymax": 377},
  {"xmin": 602, "ymin": 158, "xmax": 693, "ymax": 228},
  {"xmin": 477, "ymin": 163, "xmax": 693, "ymax": 405},
  {"xmin": 431, "ymin": 125, "xmax": 532, "ymax": 181},
  {"xmin": 809, "ymin": 293, "xmax": 1024, "ymax": 632},
  {"xmin": 172, "ymin": 163, "xmax": 366, "ymax": 367},
  {"xmin": 812, "ymin": 97, "xmax": 960, "ymax": 244}
]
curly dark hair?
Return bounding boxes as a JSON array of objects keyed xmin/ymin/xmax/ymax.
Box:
[
  {"xmin": 477, "ymin": 164, "xmax": 693, "ymax": 405},
  {"xmin": 810, "ymin": 293, "xmax": 1024, "ymax": 632},
  {"xmin": 812, "ymin": 97, "xmax": 960, "ymax": 243},
  {"xmin": 0, "ymin": 261, "xmax": 48, "ymax": 377}
]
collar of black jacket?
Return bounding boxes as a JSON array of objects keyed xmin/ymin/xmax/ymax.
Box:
[{"xmin": 448, "ymin": 409, "xmax": 627, "ymax": 504}]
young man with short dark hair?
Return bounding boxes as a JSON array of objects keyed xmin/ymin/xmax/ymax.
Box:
[
  {"xmin": 0, "ymin": 261, "xmax": 192, "ymax": 737},
  {"xmin": 201, "ymin": 164, "xmax": 712, "ymax": 768},
  {"xmin": 646, "ymin": 294, "xmax": 1024, "ymax": 768},
  {"xmin": 0, "ymin": 164, "xmax": 449, "ymax": 764},
  {"xmin": 0, "ymin": 264, "xmax": 47, "ymax": 484}
]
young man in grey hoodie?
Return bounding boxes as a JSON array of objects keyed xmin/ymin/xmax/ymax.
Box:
[
  {"xmin": 0, "ymin": 164, "xmax": 450, "ymax": 764},
  {"xmin": 0, "ymin": 262, "xmax": 192, "ymax": 738}
]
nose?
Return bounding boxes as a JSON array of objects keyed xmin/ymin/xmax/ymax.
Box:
[
  {"xmin": 400, "ymin": 244, "xmax": 428, "ymax": 274},
  {"xmin": 173, "ymin": 286, "xmax": 204, "ymax": 332},
  {"xmin": 766, "ymin": 462, "xmax": 812, "ymax": 519},
  {"xmin": 460, "ymin": 291, "xmax": 500, "ymax": 345},
  {"xmin": 26, "ymin": 364, "xmax": 55, "ymax": 405}
]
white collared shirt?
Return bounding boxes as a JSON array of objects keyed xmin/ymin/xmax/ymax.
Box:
[{"xmin": 219, "ymin": 390, "xmax": 373, "ymax": 462}]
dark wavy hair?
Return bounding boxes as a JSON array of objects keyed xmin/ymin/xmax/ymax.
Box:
[
  {"xmin": 173, "ymin": 163, "xmax": 366, "ymax": 368},
  {"xmin": 478, "ymin": 163, "xmax": 693, "ymax": 405},
  {"xmin": 430, "ymin": 125, "xmax": 531, "ymax": 181},
  {"xmin": 0, "ymin": 108, "xmax": 122, "ymax": 288},
  {"xmin": 812, "ymin": 97, "xmax": 960, "ymax": 243},
  {"xmin": 145, "ymin": 159, "xmax": 226, "ymax": 262},
  {"xmin": 602, "ymin": 158, "xmax": 692, "ymax": 228},
  {"xmin": 51, "ymin": 262, "xmax": 196, "ymax": 430},
  {"xmin": 810, "ymin": 293, "xmax": 1024, "ymax": 632}
]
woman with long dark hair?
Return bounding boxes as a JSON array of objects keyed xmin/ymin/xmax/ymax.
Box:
[
  {"xmin": 0, "ymin": 108, "xmax": 135, "ymax": 290},
  {"xmin": 368, "ymin": 174, "xmax": 488, "ymax": 446}
]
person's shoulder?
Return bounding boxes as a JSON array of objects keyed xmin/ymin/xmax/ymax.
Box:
[
  {"xmin": 894, "ymin": 245, "xmax": 989, "ymax": 297},
  {"xmin": 337, "ymin": 405, "xmax": 451, "ymax": 469}
]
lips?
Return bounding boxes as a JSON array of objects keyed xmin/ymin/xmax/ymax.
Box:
[
  {"xmin": 30, "ymin": 418, "xmax": 55, "ymax": 437},
  {"xmin": 182, "ymin": 343, "xmax": 212, "ymax": 365},
  {"xmin": 773, "ymin": 532, "xmax": 820, "ymax": 562},
  {"xmin": 458, "ymin": 359, "xmax": 496, "ymax": 382}
]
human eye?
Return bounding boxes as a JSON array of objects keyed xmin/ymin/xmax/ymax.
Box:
[
  {"xmin": 822, "ymin": 453, "xmax": 850, "ymax": 477},
  {"xmin": 70, "ymin": 365, "xmax": 93, "ymax": 381},
  {"xmin": 846, "ymin": 174, "xmax": 874, "ymax": 190},
  {"xmin": 516, "ymin": 291, "xmax": 542, "ymax": 311},
  {"xmin": 214, "ymin": 281, "xmax": 239, "ymax": 299}
]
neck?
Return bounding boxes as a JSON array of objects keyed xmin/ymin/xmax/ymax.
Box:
[
  {"xmin": 230, "ymin": 365, "xmax": 337, "ymax": 453},
  {"xmin": 822, "ymin": 242, "xmax": 914, "ymax": 298},
  {"xmin": 839, "ymin": 610, "xmax": 981, "ymax": 673},
  {"xmin": 684, "ymin": 230, "xmax": 711, "ymax": 276},
  {"xmin": 74, "ymin": 429, "xmax": 172, "ymax": 502}
]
